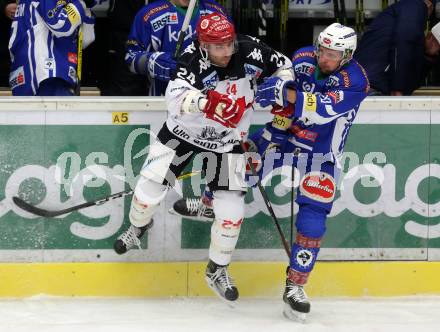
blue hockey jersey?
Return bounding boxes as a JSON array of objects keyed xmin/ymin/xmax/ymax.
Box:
[
  {"xmin": 125, "ymin": 0, "xmax": 226, "ymax": 96},
  {"xmin": 9, "ymin": 0, "xmax": 95, "ymax": 96},
  {"xmin": 272, "ymin": 46, "xmax": 369, "ymax": 165}
]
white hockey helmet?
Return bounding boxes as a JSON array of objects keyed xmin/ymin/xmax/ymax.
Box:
[{"xmin": 316, "ymin": 23, "xmax": 357, "ymax": 66}]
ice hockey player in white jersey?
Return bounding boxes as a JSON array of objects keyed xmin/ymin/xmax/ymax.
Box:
[
  {"xmin": 9, "ymin": 0, "xmax": 97, "ymax": 96},
  {"xmin": 113, "ymin": 12, "xmax": 293, "ymax": 303}
]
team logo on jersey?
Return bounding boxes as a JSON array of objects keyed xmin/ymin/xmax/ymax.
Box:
[
  {"xmin": 9, "ymin": 66, "xmax": 25, "ymax": 89},
  {"xmin": 327, "ymin": 75, "xmax": 340, "ymax": 88},
  {"xmin": 68, "ymin": 52, "xmax": 77, "ymax": 64},
  {"xmin": 327, "ymin": 90, "xmax": 344, "ymax": 104},
  {"xmin": 198, "ymin": 127, "xmax": 228, "ymax": 141},
  {"xmin": 44, "ymin": 58, "xmax": 55, "ymax": 70},
  {"xmin": 300, "ymin": 172, "xmax": 336, "ymax": 203},
  {"xmin": 202, "ymin": 71, "xmax": 218, "ymax": 89},
  {"xmin": 295, "ymin": 249, "xmax": 314, "ymax": 268},
  {"xmin": 68, "ymin": 66, "xmax": 77, "ymax": 82},
  {"xmin": 244, "ymin": 63, "xmax": 262, "ymax": 78},
  {"xmin": 246, "ymin": 48, "xmax": 263, "ymax": 62}
]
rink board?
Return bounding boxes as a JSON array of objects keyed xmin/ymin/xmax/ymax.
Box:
[
  {"xmin": 1, "ymin": 261, "xmax": 440, "ymax": 298},
  {"xmin": 0, "ymin": 97, "xmax": 440, "ymax": 297}
]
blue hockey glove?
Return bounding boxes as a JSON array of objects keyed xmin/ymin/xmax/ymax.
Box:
[
  {"xmin": 256, "ymin": 77, "xmax": 295, "ymax": 108},
  {"xmin": 147, "ymin": 52, "xmax": 177, "ymax": 81}
]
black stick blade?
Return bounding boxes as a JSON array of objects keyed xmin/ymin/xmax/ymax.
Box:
[{"xmin": 12, "ymin": 196, "xmax": 94, "ymax": 218}]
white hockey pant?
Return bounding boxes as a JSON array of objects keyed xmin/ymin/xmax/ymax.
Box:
[
  {"xmin": 209, "ymin": 190, "xmax": 245, "ymax": 266},
  {"xmin": 129, "ymin": 140, "xmax": 176, "ymax": 227}
]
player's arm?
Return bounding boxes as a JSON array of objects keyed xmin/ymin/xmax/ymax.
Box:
[
  {"xmin": 125, "ymin": 7, "xmax": 176, "ymax": 81},
  {"xmin": 166, "ymin": 63, "xmax": 246, "ymax": 128},
  {"xmin": 37, "ymin": 0, "xmax": 95, "ymax": 37}
]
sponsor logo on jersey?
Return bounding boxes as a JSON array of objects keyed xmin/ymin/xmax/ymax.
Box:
[
  {"xmin": 202, "ymin": 71, "xmax": 218, "ymax": 90},
  {"xmin": 340, "ymin": 70, "xmax": 351, "ymax": 87},
  {"xmin": 244, "ymin": 63, "xmax": 263, "ymax": 78},
  {"xmin": 143, "ymin": 4, "xmax": 169, "ymax": 22},
  {"xmin": 292, "ymin": 51, "xmax": 315, "ymax": 61},
  {"xmin": 65, "ymin": 3, "xmax": 80, "ymax": 26},
  {"xmin": 151, "ymin": 13, "xmax": 171, "ymax": 32},
  {"xmin": 222, "ymin": 218, "xmax": 243, "ymax": 229},
  {"xmin": 304, "ymin": 93, "xmax": 317, "ymax": 112},
  {"xmin": 68, "ymin": 52, "xmax": 77, "ymax": 64},
  {"xmin": 9, "ymin": 66, "xmax": 25, "ymax": 89},
  {"xmin": 44, "ymin": 58, "xmax": 55, "ymax": 70},
  {"xmin": 294, "ymin": 62, "xmax": 315, "ymax": 76},
  {"xmin": 300, "ymin": 171, "xmax": 336, "ymax": 203},
  {"xmin": 199, "ymin": 58, "xmax": 211, "ymax": 74},
  {"xmin": 169, "ymin": 13, "xmax": 178, "ymax": 24},
  {"xmin": 246, "ymin": 48, "xmax": 263, "ymax": 62},
  {"xmin": 290, "ymin": 125, "xmax": 318, "ymax": 142}
]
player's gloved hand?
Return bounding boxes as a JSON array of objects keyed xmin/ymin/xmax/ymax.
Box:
[
  {"xmin": 82, "ymin": 0, "xmax": 99, "ymax": 8},
  {"xmin": 203, "ymin": 90, "xmax": 246, "ymax": 128},
  {"xmin": 256, "ymin": 77, "xmax": 295, "ymax": 108},
  {"xmin": 147, "ymin": 52, "xmax": 177, "ymax": 81},
  {"xmin": 270, "ymin": 104, "xmax": 295, "ymax": 118}
]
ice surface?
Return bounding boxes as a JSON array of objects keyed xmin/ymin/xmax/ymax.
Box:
[{"xmin": 0, "ymin": 296, "xmax": 439, "ymax": 332}]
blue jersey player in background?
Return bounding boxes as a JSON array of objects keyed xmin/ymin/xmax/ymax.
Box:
[
  {"xmin": 170, "ymin": 22, "xmax": 369, "ymax": 321},
  {"xmin": 125, "ymin": 0, "xmax": 227, "ymax": 96},
  {"xmin": 8, "ymin": 0, "xmax": 97, "ymax": 96}
]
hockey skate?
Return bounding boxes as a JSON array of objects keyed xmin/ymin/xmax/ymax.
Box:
[
  {"xmin": 205, "ymin": 260, "xmax": 239, "ymax": 305},
  {"xmin": 113, "ymin": 221, "xmax": 153, "ymax": 255},
  {"xmin": 282, "ymin": 279, "xmax": 310, "ymax": 323},
  {"xmin": 169, "ymin": 197, "xmax": 215, "ymax": 222}
]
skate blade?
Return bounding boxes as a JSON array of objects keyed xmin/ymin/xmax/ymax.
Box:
[
  {"xmin": 168, "ymin": 208, "xmax": 214, "ymax": 223},
  {"xmin": 205, "ymin": 276, "xmax": 237, "ymax": 308},
  {"xmin": 283, "ymin": 303, "xmax": 307, "ymax": 323}
]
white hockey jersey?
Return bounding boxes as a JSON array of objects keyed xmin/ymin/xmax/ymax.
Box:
[{"xmin": 165, "ymin": 34, "xmax": 292, "ymax": 153}]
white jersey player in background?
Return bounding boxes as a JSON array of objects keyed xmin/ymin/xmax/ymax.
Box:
[{"xmin": 113, "ymin": 12, "xmax": 293, "ymax": 303}]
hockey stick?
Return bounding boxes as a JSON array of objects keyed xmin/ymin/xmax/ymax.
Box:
[
  {"xmin": 333, "ymin": 0, "xmax": 341, "ymax": 23},
  {"xmin": 13, "ymin": 170, "xmax": 201, "ymax": 218},
  {"xmin": 174, "ymin": 0, "xmax": 197, "ymax": 58},
  {"xmin": 74, "ymin": 25, "xmax": 83, "ymax": 96},
  {"xmin": 240, "ymin": 141, "xmax": 291, "ymax": 258},
  {"xmin": 340, "ymin": 0, "xmax": 347, "ymax": 26},
  {"xmin": 290, "ymin": 148, "xmax": 300, "ymax": 248}
]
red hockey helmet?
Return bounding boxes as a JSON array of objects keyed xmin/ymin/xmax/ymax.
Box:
[{"xmin": 196, "ymin": 13, "xmax": 236, "ymax": 44}]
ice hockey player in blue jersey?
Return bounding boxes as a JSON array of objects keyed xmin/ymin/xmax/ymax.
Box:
[
  {"xmin": 255, "ymin": 22, "xmax": 369, "ymax": 321},
  {"xmin": 170, "ymin": 22, "xmax": 369, "ymax": 320},
  {"xmin": 125, "ymin": 0, "xmax": 227, "ymax": 96},
  {"xmin": 8, "ymin": 0, "xmax": 97, "ymax": 96}
]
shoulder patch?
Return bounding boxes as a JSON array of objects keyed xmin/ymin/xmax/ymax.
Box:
[
  {"xmin": 143, "ymin": 3, "xmax": 170, "ymax": 22},
  {"xmin": 293, "ymin": 51, "xmax": 315, "ymax": 62}
]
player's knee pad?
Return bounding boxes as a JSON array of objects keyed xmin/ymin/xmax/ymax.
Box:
[
  {"xmin": 140, "ymin": 139, "xmax": 176, "ymax": 184},
  {"xmin": 289, "ymin": 204, "xmax": 327, "ymax": 285},
  {"xmin": 129, "ymin": 177, "xmax": 168, "ymax": 227},
  {"xmin": 209, "ymin": 191, "xmax": 245, "ymax": 265},
  {"xmin": 295, "ymin": 204, "xmax": 328, "ymax": 238}
]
